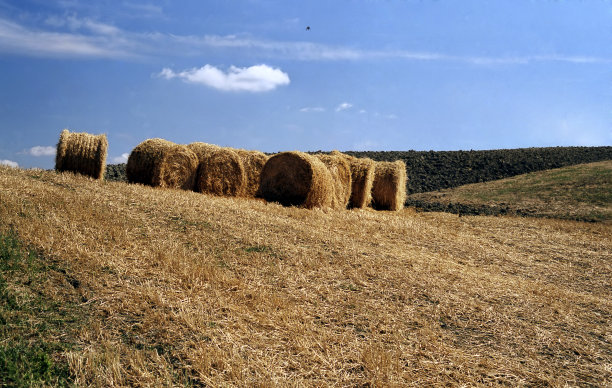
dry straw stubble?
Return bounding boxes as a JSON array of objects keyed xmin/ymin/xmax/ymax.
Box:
[
  {"xmin": 126, "ymin": 138, "xmax": 198, "ymax": 190},
  {"xmin": 316, "ymin": 152, "xmax": 352, "ymax": 209},
  {"xmin": 55, "ymin": 129, "xmax": 108, "ymax": 180},
  {"xmin": 371, "ymin": 160, "xmax": 407, "ymax": 211},
  {"xmin": 259, "ymin": 151, "xmax": 334, "ymax": 209}
]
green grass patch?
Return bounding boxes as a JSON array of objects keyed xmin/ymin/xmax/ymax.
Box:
[{"xmin": 0, "ymin": 230, "xmax": 88, "ymax": 387}]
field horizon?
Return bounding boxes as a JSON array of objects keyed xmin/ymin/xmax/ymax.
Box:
[{"xmin": 0, "ymin": 165, "xmax": 610, "ymax": 386}]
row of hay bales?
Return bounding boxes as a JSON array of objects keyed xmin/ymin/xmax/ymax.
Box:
[
  {"xmin": 260, "ymin": 151, "xmax": 406, "ymax": 211},
  {"xmin": 54, "ymin": 129, "xmax": 407, "ymax": 211}
]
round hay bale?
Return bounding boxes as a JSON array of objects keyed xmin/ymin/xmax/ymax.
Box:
[
  {"xmin": 55, "ymin": 129, "xmax": 108, "ymax": 180},
  {"xmin": 126, "ymin": 138, "xmax": 198, "ymax": 190},
  {"xmin": 187, "ymin": 142, "xmax": 221, "ymax": 163},
  {"xmin": 336, "ymin": 153, "xmax": 376, "ymax": 209},
  {"xmin": 259, "ymin": 151, "xmax": 334, "ymax": 209},
  {"xmin": 195, "ymin": 148, "xmax": 247, "ymax": 196},
  {"xmin": 371, "ymin": 160, "xmax": 407, "ymax": 211},
  {"xmin": 235, "ymin": 149, "xmax": 269, "ymax": 198},
  {"xmin": 316, "ymin": 152, "xmax": 352, "ymax": 209}
]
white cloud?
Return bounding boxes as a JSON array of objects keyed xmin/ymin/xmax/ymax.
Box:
[
  {"xmin": 111, "ymin": 153, "xmax": 129, "ymax": 163},
  {"xmin": 45, "ymin": 15, "xmax": 120, "ymax": 35},
  {"xmin": 335, "ymin": 102, "xmax": 353, "ymax": 112},
  {"xmin": 28, "ymin": 146, "xmax": 56, "ymax": 156},
  {"xmin": 300, "ymin": 107, "xmax": 325, "ymax": 112},
  {"xmin": 0, "ymin": 16, "xmax": 141, "ymax": 59},
  {"xmin": 159, "ymin": 64, "xmax": 290, "ymax": 92},
  {"xmin": 1, "ymin": 17, "xmax": 610, "ymax": 66},
  {"xmin": 0, "ymin": 159, "xmax": 18, "ymax": 168}
]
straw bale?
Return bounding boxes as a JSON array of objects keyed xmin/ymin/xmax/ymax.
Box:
[
  {"xmin": 371, "ymin": 160, "xmax": 407, "ymax": 211},
  {"xmin": 186, "ymin": 142, "xmax": 221, "ymax": 162},
  {"xmin": 316, "ymin": 152, "xmax": 352, "ymax": 209},
  {"xmin": 235, "ymin": 149, "xmax": 269, "ymax": 198},
  {"xmin": 195, "ymin": 148, "xmax": 247, "ymax": 196},
  {"xmin": 339, "ymin": 153, "xmax": 375, "ymax": 209},
  {"xmin": 55, "ymin": 129, "xmax": 108, "ymax": 180},
  {"xmin": 259, "ymin": 151, "xmax": 334, "ymax": 209},
  {"xmin": 126, "ymin": 138, "xmax": 198, "ymax": 190}
]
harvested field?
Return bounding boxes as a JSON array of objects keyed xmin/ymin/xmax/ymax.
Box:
[{"xmin": 0, "ymin": 165, "xmax": 610, "ymax": 386}]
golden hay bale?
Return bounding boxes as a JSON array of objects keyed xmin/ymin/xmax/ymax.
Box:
[
  {"xmin": 55, "ymin": 129, "xmax": 108, "ymax": 180},
  {"xmin": 316, "ymin": 152, "xmax": 352, "ymax": 209},
  {"xmin": 126, "ymin": 138, "xmax": 198, "ymax": 190},
  {"xmin": 371, "ymin": 160, "xmax": 407, "ymax": 211},
  {"xmin": 194, "ymin": 148, "xmax": 247, "ymax": 196},
  {"xmin": 338, "ymin": 153, "xmax": 375, "ymax": 209},
  {"xmin": 259, "ymin": 151, "xmax": 334, "ymax": 209},
  {"xmin": 235, "ymin": 149, "xmax": 269, "ymax": 198},
  {"xmin": 186, "ymin": 142, "xmax": 221, "ymax": 162}
]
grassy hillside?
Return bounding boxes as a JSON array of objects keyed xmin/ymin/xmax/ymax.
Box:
[
  {"xmin": 1, "ymin": 166, "xmax": 610, "ymax": 386},
  {"xmin": 407, "ymin": 160, "xmax": 612, "ymax": 223}
]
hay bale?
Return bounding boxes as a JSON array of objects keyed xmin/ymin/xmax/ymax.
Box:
[
  {"xmin": 235, "ymin": 149, "xmax": 269, "ymax": 198},
  {"xmin": 55, "ymin": 129, "xmax": 108, "ymax": 180},
  {"xmin": 194, "ymin": 148, "xmax": 247, "ymax": 196},
  {"xmin": 126, "ymin": 138, "xmax": 198, "ymax": 190},
  {"xmin": 340, "ymin": 153, "xmax": 375, "ymax": 209},
  {"xmin": 316, "ymin": 152, "xmax": 352, "ymax": 209},
  {"xmin": 371, "ymin": 160, "xmax": 407, "ymax": 211},
  {"xmin": 259, "ymin": 151, "xmax": 334, "ymax": 209},
  {"xmin": 186, "ymin": 142, "xmax": 221, "ymax": 162}
]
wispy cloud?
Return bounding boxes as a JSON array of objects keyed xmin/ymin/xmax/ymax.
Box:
[
  {"xmin": 335, "ymin": 102, "xmax": 353, "ymax": 112},
  {"xmin": 0, "ymin": 16, "xmax": 140, "ymax": 59},
  {"xmin": 158, "ymin": 64, "xmax": 290, "ymax": 92},
  {"xmin": 300, "ymin": 106, "xmax": 326, "ymax": 112},
  {"xmin": 28, "ymin": 146, "xmax": 56, "ymax": 156},
  {"xmin": 111, "ymin": 153, "xmax": 129, "ymax": 163},
  {"xmin": 0, "ymin": 159, "xmax": 18, "ymax": 168},
  {"xmin": 1, "ymin": 16, "xmax": 610, "ymax": 66}
]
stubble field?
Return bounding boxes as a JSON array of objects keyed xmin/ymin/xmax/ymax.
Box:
[{"xmin": 0, "ymin": 165, "xmax": 610, "ymax": 386}]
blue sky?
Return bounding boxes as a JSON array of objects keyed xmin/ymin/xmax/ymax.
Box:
[{"xmin": 0, "ymin": 0, "xmax": 611, "ymax": 169}]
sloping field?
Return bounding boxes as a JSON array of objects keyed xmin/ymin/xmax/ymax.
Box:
[
  {"xmin": 407, "ymin": 160, "xmax": 612, "ymax": 223},
  {"xmin": 0, "ymin": 166, "xmax": 610, "ymax": 386}
]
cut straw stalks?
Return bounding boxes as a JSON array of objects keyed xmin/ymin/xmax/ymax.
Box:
[
  {"xmin": 259, "ymin": 151, "xmax": 334, "ymax": 209},
  {"xmin": 126, "ymin": 138, "xmax": 198, "ymax": 190},
  {"xmin": 371, "ymin": 160, "xmax": 407, "ymax": 211},
  {"xmin": 55, "ymin": 129, "xmax": 108, "ymax": 180}
]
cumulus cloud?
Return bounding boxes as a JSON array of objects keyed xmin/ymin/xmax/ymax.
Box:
[
  {"xmin": 28, "ymin": 146, "xmax": 56, "ymax": 156},
  {"xmin": 335, "ymin": 102, "xmax": 353, "ymax": 112},
  {"xmin": 0, "ymin": 159, "xmax": 18, "ymax": 168},
  {"xmin": 111, "ymin": 153, "xmax": 129, "ymax": 163},
  {"xmin": 158, "ymin": 64, "xmax": 290, "ymax": 92}
]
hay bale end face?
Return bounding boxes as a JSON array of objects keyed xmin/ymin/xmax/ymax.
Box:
[
  {"xmin": 194, "ymin": 148, "xmax": 247, "ymax": 196},
  {"xmin": 126, "ymin": 138, "xmax": 198, "ymax": 190},
  {"xmin": 343, "ymin": 153, "xmax": 375, "ymax": 209},
  {"xmin": 316, "ymin": 152, "xmax": 352, "ymax": 209},
  {"xmin": 259, "ymin": 151, "xmax": 334, "ymax": 209},
  {"xmin": 371, "ymin": 160, "xmax": 407, "ymax": 211},
  {"xmin": 55, "ymin": 129, "xmax": 108, "ymax": 180}
]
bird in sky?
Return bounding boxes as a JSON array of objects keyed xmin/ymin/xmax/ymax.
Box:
[{"xmin": 306, "ymin": 26, "xmax": 310, "ymax": 31}]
